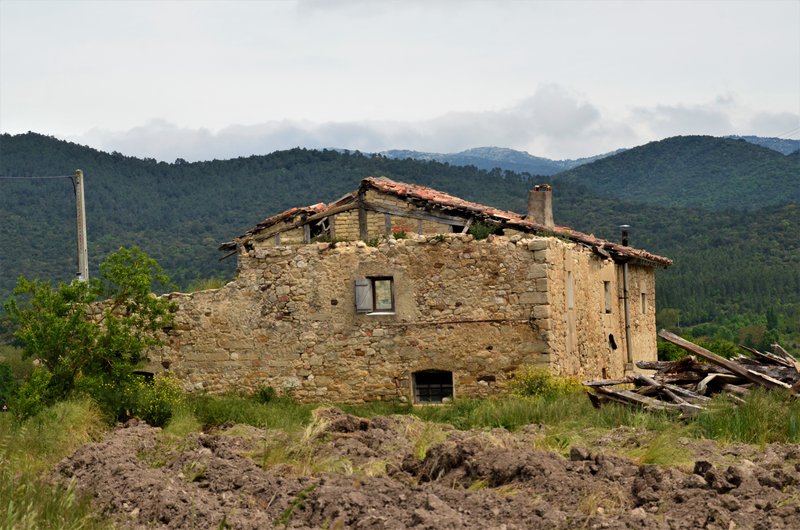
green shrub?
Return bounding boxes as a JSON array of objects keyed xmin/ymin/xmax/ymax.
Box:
[
  {"xmin": 0, "ymin": 362, "xmax": 17, "ymax": 407},
  {"xmin": 508, "ymin": 365, "xmax": 582, "ymax": 399},
  {"xmin": 468, "ymin": 220, "xmax": 499, "ymax": 240},
  {"xmin": 127, "ymin": 373, "xmax": 185, "ymax": 427},
  {"xmin": 10, "ymin": 366, "xmax": 53, "ymax": 421},
  {"xmin": 254, "ymin": 385, "xmax": 278, "ymax": 404}
]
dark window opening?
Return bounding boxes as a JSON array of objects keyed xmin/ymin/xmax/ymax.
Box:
[
  {"xmin": 413, "ymin": 370, "xmax": 453, "ymax": 403},
  {"xmin": 310, "ymin": 218, "xmax": 330, "ymax": 242},
  {"xmin": 608, "ymin": 334, "xmax": 618, "ymax": 350},
  {"xmin": 450, "ymin": 224, "xmax": 465, "ymax": 233}
]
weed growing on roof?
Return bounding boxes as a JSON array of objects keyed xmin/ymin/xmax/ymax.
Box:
[{"xmin": 468, "ymin": 220, "xmax": 499, "ymax": 240}]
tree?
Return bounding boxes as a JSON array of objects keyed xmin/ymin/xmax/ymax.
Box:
[{"xmin": 3, "ymin": 247, "xmax": 174, "ymax": 411}]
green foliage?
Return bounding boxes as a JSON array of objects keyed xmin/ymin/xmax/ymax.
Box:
[
  {"xmin": 253, "ymin": 385, "xmax": 278, "ymax": 404},
  {"xmin": 508, "ymin": 365, "xmax": 582, "ymax": 399},
  {"xmin": 3, "ymin": 247, "xmax": 174, "ymax": 419},
  {"xmin": 365, "ymin": 235, "xmax": 383, "ymax": 247},
  {"xmin": 467, "ymin": 220, "xmax": 499, "ymax": 240},
  {"xmin": 127, "ymin": 373, "xmax": 185, "ymax": 427},
  {"xmin": 0, "ymin": 362, "xmax": 16, "ymax": 406},
  {"xmin": 9, "ymin": 367, "xmax": 53, "ymax": 421},
  {"xmin": 657, "ymin": 340, "xmax": 686, "ymax": 361},
  {"xmin": 656, "ymin": 307, "xmax": 681, "ymax": 331}
]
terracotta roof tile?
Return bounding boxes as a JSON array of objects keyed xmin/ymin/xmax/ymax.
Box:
[{"xmin": 221, "ymin": 176, "xmax": 672, "ymax": 267}]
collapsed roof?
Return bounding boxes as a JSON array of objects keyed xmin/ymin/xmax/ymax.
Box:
[{"xmin": 220, "ymin": 176, "xmax": 672, "ymax": 268}]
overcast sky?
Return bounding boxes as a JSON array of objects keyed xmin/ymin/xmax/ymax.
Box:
[{"xmin": 1, "ymin": 0, "xmax": 798, "ymax": 161}]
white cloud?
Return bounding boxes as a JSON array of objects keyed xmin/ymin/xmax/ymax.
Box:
[{"xmin": 67, "ymin": 87, "xmax": 800, "ymax": 163}]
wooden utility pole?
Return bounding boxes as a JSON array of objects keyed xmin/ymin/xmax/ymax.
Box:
[{"xmin": 74, "ymin": 169, "xmax": 89, "ymax": 281}]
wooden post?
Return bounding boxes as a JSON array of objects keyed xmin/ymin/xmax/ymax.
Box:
[
  {"xmin": 358, "ymin": 189, "xmax": 368, "ymax": 241},
  {"xmin": 74, "ymin": 169, "xmax": 89, "ymax": 281}
]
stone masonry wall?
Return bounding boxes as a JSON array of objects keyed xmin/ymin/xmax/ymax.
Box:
[{"xmin": 153, "ymin": 233, "xmax": 657, "ymax": 402}]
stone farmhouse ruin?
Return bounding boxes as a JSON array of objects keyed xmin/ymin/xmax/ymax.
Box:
[{"xmin": 153, "ymin": 177, "xmax": 671, "ymax": 403}]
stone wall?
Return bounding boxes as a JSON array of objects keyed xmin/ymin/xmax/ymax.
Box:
[{"xmin": 153, "ymin": 233, "xmax": 657, "ymax": 402}]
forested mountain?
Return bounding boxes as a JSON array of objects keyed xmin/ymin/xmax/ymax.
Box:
[
  {"xmin": 0, "ymin": 133, "xmax": 531, "ymax": 298},
  {"xmin": 381, "ymin": 147, "xmax": 623, "ymax": 175},
  {"xmin": 553, "ymin": 136, "xmax": 799, "ymax": 210},
  {"xmin": 1, "ymin": 132, "xmax": 798, "ymax": 339}
]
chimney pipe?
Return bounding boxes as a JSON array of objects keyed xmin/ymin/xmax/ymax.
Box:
[
  {"xmin": 619, "ymin": 224, "xmax": 633, "ymax": 368},
  {"xmin": 620, "ymin": 224, "xmax": 630, "ymax": 246},
  {"xmin": 527, "ymin": 184, "xmax": 554, "ymax": 228}
]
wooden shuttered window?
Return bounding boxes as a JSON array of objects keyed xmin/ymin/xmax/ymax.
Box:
[{"xmin": 355, "ymin": 278, "xmax": 373, "ymax": 313}]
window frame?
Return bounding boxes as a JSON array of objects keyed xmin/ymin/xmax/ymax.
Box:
[{"xmin": 355, "ymin": 276, "xmax": 395, "ymax": 315}]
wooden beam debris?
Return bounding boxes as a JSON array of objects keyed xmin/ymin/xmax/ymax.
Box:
[{"xmin": 583, "ymin": 331, "xmax": 799, "ymax": 415}]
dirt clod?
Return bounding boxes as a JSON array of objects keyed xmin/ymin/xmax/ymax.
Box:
[{"xmin": 53, "ymin": 410, "xmax": 800, "ymax": 529}]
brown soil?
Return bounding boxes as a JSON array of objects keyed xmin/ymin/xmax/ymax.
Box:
[{"xmin": 54, "ymin": 408, "xmax": 800, "ymax": 529}]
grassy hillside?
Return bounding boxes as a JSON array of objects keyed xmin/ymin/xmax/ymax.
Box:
[
  {"xmin": 1, "ymin": 133, "xmax": 798, "ymax": 337},
  {"xmin": 554, "ymin": 136, "xmax": 799, "ymax": 210}
]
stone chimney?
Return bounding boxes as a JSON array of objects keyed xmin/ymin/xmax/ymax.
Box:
[{"xmin": 527, "ymin": 184, "xmax": 554, "ymax": 228}]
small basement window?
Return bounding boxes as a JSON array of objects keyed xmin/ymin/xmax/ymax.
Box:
[
  {"xmin": 355, "ymin": 277, "xmax": 394, "ymax": 314},
  {"xmin": 413, "ymin": 370, "xmax": 454, "ymax": 403}
]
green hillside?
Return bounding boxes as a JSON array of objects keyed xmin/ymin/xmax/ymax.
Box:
[
  {"xmin": 0, "ymin": 133, "xmax": 530, "ymax": 297},
  {"xmin": 554, "ymin": 136, "xmax": 800, "ymax": 210},
  {"xmin": 1, "ymin": 133, "xmax": 798, "ymax": 341}
]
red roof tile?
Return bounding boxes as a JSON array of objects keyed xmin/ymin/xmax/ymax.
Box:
[{"xmin": 221, "ymin": 176, "xmax": 672, "ymax": 267}]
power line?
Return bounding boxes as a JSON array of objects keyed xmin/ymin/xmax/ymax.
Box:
[{"xmin": 0, "ymin": 175, "xmax": 74, "ymax": 179}]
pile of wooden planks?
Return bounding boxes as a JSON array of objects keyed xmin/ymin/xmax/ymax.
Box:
[{"xmin": 584, "ymin": 330, "xmax": 800, "ymax": 415}]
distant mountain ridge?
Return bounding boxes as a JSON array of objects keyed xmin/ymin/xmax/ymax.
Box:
[
  {"xmin": 380, "ymin": 135, "xmax": 796, "ymax": 176},
  {"xmin": 726, "ymin": 135, "xmax": 800, "ymax": 155},
  {"xmin": 381, "ymin": 146, "xmax": 624, "ymax": 176}
]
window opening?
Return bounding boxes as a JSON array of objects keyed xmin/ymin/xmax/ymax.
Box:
[
  {"xmin": 355, "ymin": 277, "xmax": 395, "ymax": 314},
  {"xmin": 608, "ymin": 334, "xmax": 618, "ymax": 350},
  {"xmin": 413, "ymin": 370, "xmax": 453, "ymax": 403},
  {"xmin": 309, "ymin": 218, "xmax": 328, "ymax": 241},
  {"xmin": 604, "ymin": 281, "xmax": 613, "ymax": 313},
  {"xmin": 373, "ymin": 278, "xmax": 393, "ymax": 311},
  {"xmin": 641, "ymin": 292, "xmax": 647, "ymax": 314}
]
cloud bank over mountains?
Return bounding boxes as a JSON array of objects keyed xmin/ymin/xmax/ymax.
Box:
[{"xmin": 68, "ymin": 85, "xmax": 798, "ymax": 163}]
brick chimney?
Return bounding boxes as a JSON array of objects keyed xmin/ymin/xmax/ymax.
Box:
[{"xmin": 527, "ymin": 184, "xmax": 554, "ymax": 228}]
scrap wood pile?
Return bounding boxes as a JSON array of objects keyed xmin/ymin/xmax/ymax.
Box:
[{"xmin": 584, "ymin": 329, "xmax": 800, "ymax": 416}]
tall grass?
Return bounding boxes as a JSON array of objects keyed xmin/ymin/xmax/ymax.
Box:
[
  {"xmin": 692, "ymin": 388, "xmax": 800, "ymax": 445},
  {"xmin": 0, "ymin": 398, "xmax": 111, "ymax": 530},
  {"xmin": 189, "ymin": 393, "xmax": 314, "ymax": 432}
]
